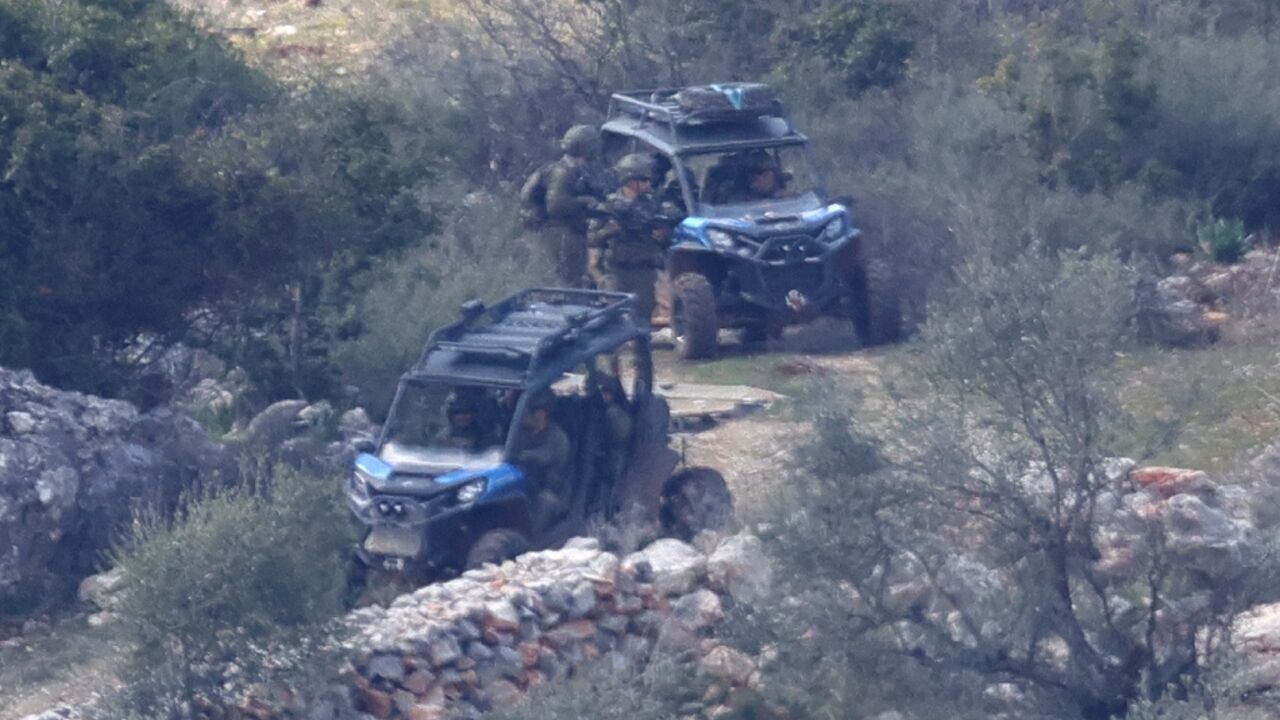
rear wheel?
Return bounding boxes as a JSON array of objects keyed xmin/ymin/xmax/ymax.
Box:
[
  {"xmin": 465, "ymin": 529, "xmax": 530, "ymax": 570},
  {"xmin": 851, "ymin": 259, "xmax": 902, "ymax": 347},
  {"xmin": 671, "ymin": 273, "xmax": 719, "ymax": 359},
  {"xmin": 661, "ymin": 467, "xmax": 734, "ymax": 540}
]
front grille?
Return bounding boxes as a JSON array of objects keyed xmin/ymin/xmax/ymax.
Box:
[
  {"xmin": 758, "ymin": 234, "xmax": 825, "ymax": 263},
  {"xmin": 761, "ymin": 264, "xmax": 825, "ymax": 301}
]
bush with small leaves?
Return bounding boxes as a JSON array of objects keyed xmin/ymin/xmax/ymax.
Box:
[
  {"xmin": 109, "ymin": 466, "xmax": 354, "ymax": 712},
  {"xmin": 1198, "ymin": 217, "xmax": 1251, "ymax": 264}
]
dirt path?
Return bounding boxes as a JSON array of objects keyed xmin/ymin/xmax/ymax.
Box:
[{"xmin": 652, "ymin": 319, "xmax": 898, "ymax": 523}]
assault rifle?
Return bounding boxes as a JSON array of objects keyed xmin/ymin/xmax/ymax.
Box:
[{"xmin": 590, "ymin": 197, "xmax": 683, "ymax": 236}]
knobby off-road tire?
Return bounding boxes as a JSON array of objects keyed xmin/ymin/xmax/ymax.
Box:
[
  {"xmin": 851, "ymin": 259, "xmax": 902, "ymax": 347},
  {"xmin": 465, "ymin": 529, "xmax": 530, "ymax": 570},
  {"xmin": 661, "ymin": 467, "xmax": 734, "ymax": 541},
  {"xmin": 671, "ymin": 272, "xmax": 719, "ymax": 360}
]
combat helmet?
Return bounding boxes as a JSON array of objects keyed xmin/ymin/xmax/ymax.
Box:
[
  {"xmin": 561, "ymin": 125, "xmax": 602, "ymax": 158},
  {"xmin": 614, "ymin": 153, "xmax": 655, "ymax": 183}
]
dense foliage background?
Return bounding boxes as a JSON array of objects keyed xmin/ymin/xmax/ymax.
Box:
[{"xmin": 4, "ymin": 0, "xmax": 1279, "ymax": 413}]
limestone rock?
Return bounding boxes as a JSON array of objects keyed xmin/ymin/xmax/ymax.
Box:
[
  {"xmin": 623, "ymin": 539, "xmax": 705, "ymax": 596},
  {"xmin": 698, "ymin": 645, "xmax": 755, "ymax": 685},
  {"xmin": 670, "ymin": 589, "xmax": 723, "ymax": 633},
  {"xmin": 77, "ymin": 567, "xmax": 127, "ymax": 611},
  {"xmin": 707, "ymin": 534, "xmax": 773, "ymax": 602},
  {"xmin": 0, "ymin": 367, "xmax": 233, "ymax": 607}
]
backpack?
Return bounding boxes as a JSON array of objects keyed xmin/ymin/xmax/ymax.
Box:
[{"xmin": 519, "ymin": 161, "xmax": 557, "ymax": 228}]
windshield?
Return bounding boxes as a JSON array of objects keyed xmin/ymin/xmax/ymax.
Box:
[
  {"xmin": 682, "ymin": 146, "xmax": 819, "ymax": 210},
  {"xmin": 382, "ymin": 380, "xmax": 515, "ymax": 461}
]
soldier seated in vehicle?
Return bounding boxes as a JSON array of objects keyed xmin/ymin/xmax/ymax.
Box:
[
  {"xmin": 435, "ymin": 391, "xmax": 492, "ymax": 452},
  {"xmin": 592, "ymin": 373, "xmax": 632, "ymax": 488},
  {"xmin": 701, "ymin": 152, "xmax": 748, "ymax": 206},
  {"xmin": 510, "ymin": 389, "xmax": 571, "ymax": 529},
  {"xmin": 723, "ymin": 151, "xmax": 793, "ymax": 204}
]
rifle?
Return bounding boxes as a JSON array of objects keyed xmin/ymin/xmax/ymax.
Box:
[{"xmin": 590, "ymin": 197, "xmax": 682, "ymax": 236}]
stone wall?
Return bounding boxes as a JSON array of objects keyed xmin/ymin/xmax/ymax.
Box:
[{"xmin": 266, "ymin": 534, "xmax": 771, "ymax": 720}]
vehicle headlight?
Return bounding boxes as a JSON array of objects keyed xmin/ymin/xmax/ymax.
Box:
[
  {"xmin": 821, "ymin": 216, "xmax": 848, "ymax": 242},
  {"xmin": 707, "ymin": 228, "xmax": 737, "ymax": 250},
  {"xmin": 456, "ymin": 479, "xmax": 487, "ymax": 504}
]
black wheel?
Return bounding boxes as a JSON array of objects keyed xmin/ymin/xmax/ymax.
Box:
[
  {"xmin": 671, "ymin": 272, "xmax": 719, "ymax": 359},
  {"xmin": 343, "ymin": 554, "xmax": 369, "ymax": 608},
  {"xmin": 661, "ymin": 467, "xmax": 734, "ymax": 540},
  {"xmin": 850, "ymin": 259, "xmax": 902, "ymax": 347},
  {"xmin": 465, "ymin": 529, "xmax": 530, "ymax": 570}
]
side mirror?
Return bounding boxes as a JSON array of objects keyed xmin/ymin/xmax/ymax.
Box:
[
  {"xmin": 459, "ymin": 299, "xmax": 485, "ymax": 322},
  {"xmin": 351, "ymin": 437, "xmax": 377, "ymax": 455}
]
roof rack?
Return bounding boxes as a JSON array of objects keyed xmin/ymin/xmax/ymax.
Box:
[
  {"xmin": 409, "ymin": 289, "xmax": 640, "ymax": 386},
  {"xmin": 607, "ymin": 86, "xmax": 789, "ymax": 149}
]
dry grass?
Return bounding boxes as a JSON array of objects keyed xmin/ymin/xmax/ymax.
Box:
[{"xmin": 0, "ymin": 618, "xmax": 128, "ymax": 720}]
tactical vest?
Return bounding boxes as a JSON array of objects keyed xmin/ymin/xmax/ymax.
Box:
[{"xmin": 603, "ymin": 196, "xmax": 664, "ymax": 270}]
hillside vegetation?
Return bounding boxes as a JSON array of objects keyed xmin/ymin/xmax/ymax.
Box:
[{"xmin": 6, "ymin": 0, "xmax": 1280, "ymax": 718}]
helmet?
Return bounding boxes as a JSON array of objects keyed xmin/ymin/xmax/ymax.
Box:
[
  {"xmin": 446, "ymin": 393, "xmax": 478, "ymax": 416},
  {"xmin": 615, "ymin": 153, "xmax": 655, "ymax": 183},
  {"xmin": 742, "ymin": 149, "xmax": 780, "ymax": 174},
  {"xmin": 561, "ymin": 125, "xmax": 601, "ymax": 158}
]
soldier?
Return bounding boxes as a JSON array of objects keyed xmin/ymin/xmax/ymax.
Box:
[
  {"xmin": 536, "ymin": 125, "xmax": 606, "ymax": 287},
  {"xmin": 586, "ymin": 153, "xmax": 673, "ymax": 325},
  {"xmin": 435, "ymin": 392, "xmax": 490, "ymax": 452},
  {"xmin": 510, "ymin": 389, "xmax": 571, "ymax": 529},
  {"xmin": 593, "ymin": 373, "xmax": 632, "ymax": 487},
  {"xmin": 724, "ymin": 151, "xmax": 792, "ymax": 204}
]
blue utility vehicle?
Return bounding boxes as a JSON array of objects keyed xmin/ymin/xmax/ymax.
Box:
[
  {"xmin": 347, "ymin": 289, "xmax": 731, "ymax": 581},
  {"xmin": 602, "ymin": 83, "xmax": 901, "ymax": 357}
]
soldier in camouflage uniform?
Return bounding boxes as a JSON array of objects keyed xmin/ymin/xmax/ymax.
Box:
[
  {"xmin": 541, "ymin": 125, "xmax": 606, "ymax": 287},
  {"xmin": 586, "ymin": 153, "xmax": 672, "ymax": 325}
]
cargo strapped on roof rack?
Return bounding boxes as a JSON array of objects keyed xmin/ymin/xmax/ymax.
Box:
[
  {"xmin": 609, "ymin": 84, "xmax": 783, "ymax": 127},
  {"xmin": 603, "ymin": 84, "xmax": 805, "ymax": 158}
]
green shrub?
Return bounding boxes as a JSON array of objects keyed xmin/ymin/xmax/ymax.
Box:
[
  {"xmin": 330, "ymin": 195, "xmax": 554, "ymax": 417},
  {"xmin": 1198, "ymin": 216, "xmax": 1251, "ymax": 263},
  {"xmin": 109, "ymin": 466, "xmax": 354, "ymax": 710}
]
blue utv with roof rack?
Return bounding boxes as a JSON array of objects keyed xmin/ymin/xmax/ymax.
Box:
[
  {"xmin": 602, "ymin": 83, "xmax": 901, "ymax": 358},
  {"xmin": 346, "ymin": 288, "xmax": 732, "ymax": 586}
]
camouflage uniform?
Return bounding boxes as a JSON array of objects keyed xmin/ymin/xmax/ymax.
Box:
[
  {"xmin": 541, "ymin": 160, "xmax": 601, "ymax": 286},
  {"xmin": 539, "ymin": 126, "xmax": 605, "ymax": 287},
  {"xmin": 510, "ymin": 390, "xmax": 571, "ymax": 528},
  {"xmin": 598, "ymin": 376, "xmax": 632, "ymax": 486},
  {"xmin": 587, "ymin": 154, "xmax": 670, "ymax": 325}
]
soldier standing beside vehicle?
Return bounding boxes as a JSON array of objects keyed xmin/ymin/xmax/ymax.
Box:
[
  {"xmin": 520, "ymin": 125, "xmax": 607, "ymax": 287},
  {"xmin": 586, "ymin": 153, "xmax": 673, "ymax": 325}
]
